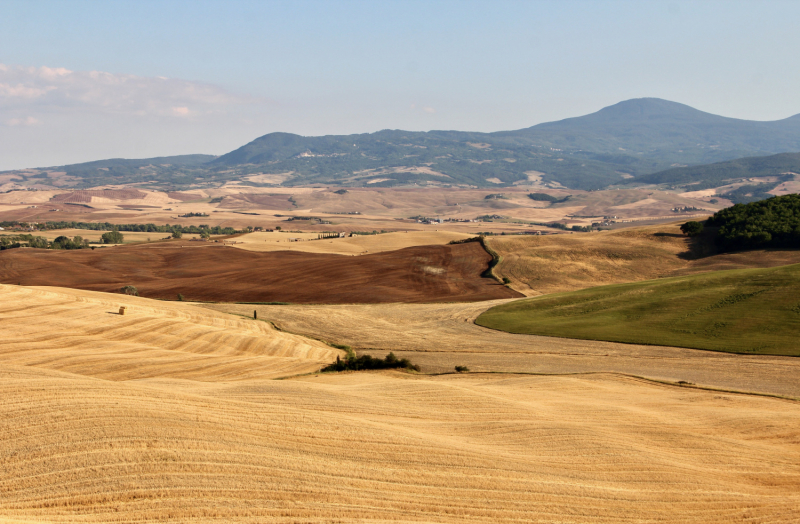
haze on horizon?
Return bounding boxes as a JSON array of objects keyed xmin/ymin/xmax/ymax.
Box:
[{"xmin": 1, "ymin": 0, "xmax": 799, "ymax": 171}]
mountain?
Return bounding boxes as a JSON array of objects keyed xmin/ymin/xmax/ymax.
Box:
[
  {"xmin": 212, "ymin": 99, "xmax": 800, "ymax": 190},
  {"xmin": 8, "ymin": 99, "xmax": 800, "ymax": 191}
]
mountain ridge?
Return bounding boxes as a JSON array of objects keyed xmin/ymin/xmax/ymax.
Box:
[{"xmin": 7, "ymin": 98, "xmax": 800, "ymax": 191}]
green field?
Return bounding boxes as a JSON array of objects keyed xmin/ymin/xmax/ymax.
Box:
[{"xmin": 476, "ymin": 263, "xmax": 800, "ymax": 356}]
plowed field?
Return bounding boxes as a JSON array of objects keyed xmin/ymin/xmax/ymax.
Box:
[{"xmin": 0, "ymin": 241, "xmax": 520, "ymax": 303}]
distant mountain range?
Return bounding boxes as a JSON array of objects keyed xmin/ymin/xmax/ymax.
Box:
[{"xmin": 8, "ymin": 98, "xmax": 800, "ymax": 191}]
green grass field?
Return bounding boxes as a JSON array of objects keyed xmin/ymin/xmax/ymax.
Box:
[{"xmin": 476, "ymin": 263, "xmax": 800, "ymax": 356}]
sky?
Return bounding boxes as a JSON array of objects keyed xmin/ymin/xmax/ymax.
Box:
[{"xmin": 1, "ymin": 0, "xmax": 799, "ymax": 170}]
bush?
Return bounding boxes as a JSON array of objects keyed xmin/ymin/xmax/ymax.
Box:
[
  {"xmin": 120, "ymin": 285, "xmax": 138, "ymax": 296},
  {"xmin": 172, "ymin": 230, "xmax": 183, "ymax": 239},
  {"xmin": 502, "ymin": 277, "xmax": 511, "ymax": 284},
  {"xmin": 322, "ymin": 351, "xmax": 420, "ymax": 373},
  {"xmin": 455, "ymin": 365, "xmax": 470, "ymax": 373},
  {"xmin": 177, "ymin": 293, "xmax": 184, "ymax": 301}
]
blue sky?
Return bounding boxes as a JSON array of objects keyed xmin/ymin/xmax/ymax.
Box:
[{"xmin": 1, "ymin": 0, "xmax": 799, "ymax": 169}]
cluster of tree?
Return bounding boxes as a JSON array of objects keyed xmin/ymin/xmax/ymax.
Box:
[
  {"xmin": 705, "ymin": 194, "xmax": 800, "ymax": 251},
  {"xmin": 528, "ymin": 193, "xmax": 570, "ymax": 203},
  {"xmin": 322, "ymin": 350, "xmax": 420, "ymax": 372},
  {"xmin": 53, "ymin": 235, "xmax": 91, "ymax": 249},
  {"xmin": 179, "ymin": 212, "xmax": 209, "ymax": 218},
  {"xmin": 101, "ymin": 231, "xmax": 124, "ymax": 244},
  {"xmin": 0, "ymin": 234, "xmax": 49, "ymax": 250},
  {"xmin": 0, "ymin": 233, "xmax": 90, "ymax": 250}
]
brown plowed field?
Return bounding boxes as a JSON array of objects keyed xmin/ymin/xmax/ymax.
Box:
[{"xmin": 0, "ymin": 241, "xmax": 520, "ymax": 303}]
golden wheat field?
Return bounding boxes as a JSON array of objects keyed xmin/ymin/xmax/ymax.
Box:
[
  {"xmin": 3, "ymin": 285, "xmax": 800, "ymax": 522},
  {"xmin": 210, "ymin": 301, "xmax": 800, "ymax": 399},
  {"xmin": 230, "ymin": 230, "xmax": 473, "ymax": 255}
]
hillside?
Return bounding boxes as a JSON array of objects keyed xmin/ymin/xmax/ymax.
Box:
[
  {"xmin": 2, "ymin": 284, "xmax": 800, "ymax": 522},
  {"xmin": 8, "ymin": 98, "xmax": 800, "ymax": 191},
  {"xmin": 630, "ymin": 152, "xmax": 800, "ymax": 198},
  {"xmin": 476, "ymin": 263, "xmax": 800, "ymax": 356}
]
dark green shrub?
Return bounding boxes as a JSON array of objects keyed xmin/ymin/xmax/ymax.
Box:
[
  {"xmin": 322, "ymin": 351, "xmax": 420, "ymax": 373},
  {"xmin": 455, "ymin": 365, "xmax": 470, "ymax": 373}
]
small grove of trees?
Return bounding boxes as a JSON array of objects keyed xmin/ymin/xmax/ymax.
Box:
[
  {"xmin": 120, "ymin": 285, "xmax": 138, "ymax": 296},
  {"xmin": 680, "ymin": 221, "xmax": 704, "ymax": 237},
  {"xmin": 51, "ymin": 235, "xmax": 89, "ymax": 249},
  {"xmin": 101, "ymin": 230, "xmax": 124, "ymax": 244},
  {"xmin": 172, "ymin": 230, "xmax": 183, "ymax": 239},
  {"xmin": 528, "ymin": 193, "xmax": 570, "ymax": 203},
  {"xmin": 322, "ymin": 350, "xmax": 420, "ymax": 372}
]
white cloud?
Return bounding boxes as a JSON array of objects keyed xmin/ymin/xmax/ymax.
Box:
[
  {"xmin": 423, "ymin": 106, "xmax": 436, "ymax": 114},
  {"xmin": 6, "ymin": 116, "xmax": 39, "ymax": 126},
  {"xmin": 0, "ymin": 63, "xmax": 259, "ymax": 118}
]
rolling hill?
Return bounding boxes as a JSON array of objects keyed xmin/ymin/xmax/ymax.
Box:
[
  {"xmin": 630, "ymin": 151, "xmax": 800, "ymax": 192},
  {"xmin": 475, "ymin": 263, "xmax": 800, "ymax": 356}
]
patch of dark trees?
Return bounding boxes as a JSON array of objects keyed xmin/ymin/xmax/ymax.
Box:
[
  {"xmin": 681, "ymin": 194, "xmax": 800, "ymax": 253},
  {"xmin": 528, "ymin": 192, "xmax": 571, "ymax": 204},
  {"xmin": 322, "ymin": 350, "xmax": 421, "ymax": 372}
]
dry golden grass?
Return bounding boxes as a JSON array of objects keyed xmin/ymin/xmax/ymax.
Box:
[
  {"xmin": 209, "ymin": 301, "xmax": 800, "ymax": 399},
  {"xmin": 231, "ymin": 230, "xmax": 473, "ymax": 255},
  {"xmin": 487, "ymin": 224, "xmax": 800, "ymax": 295},
  {"xmin": 3, "ymin": 286, "xmax": 800, "ymax": 522},
  {"xmin": 0, "ymin": 284, "xmax": 338, "ymax": 381}
]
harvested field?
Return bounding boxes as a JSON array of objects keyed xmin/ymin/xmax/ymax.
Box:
[
  {"xmin": 0, "ymin": 242, "xmax": 519, "ymax": 303},
  {"xmin": 489, "ymin": 223, "xmax": 800, "ymax": 295},
  {"xmin": 2, "ymin": 364, "xmax": 799, "ymax": 521},
  {"xmin": 0, "ymin": 284, "xmax": 337, "ymax": 381},
  {"xmin": 208, "ymin": 301, "xmax": 800, "ymax": 398},
  {"xmin": 2, "ymin": 286, "xmax": 799, "ymax": 522},
  {"xmin": 232, "ymin": 230, "xmax": 474, "ymax": 255}
]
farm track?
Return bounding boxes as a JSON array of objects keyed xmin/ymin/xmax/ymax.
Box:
[{"xmin": 0, "ymin": 241, "xmax": 520, "ymax": 304}]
